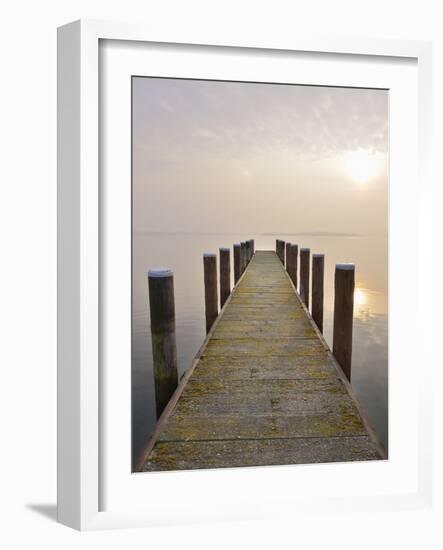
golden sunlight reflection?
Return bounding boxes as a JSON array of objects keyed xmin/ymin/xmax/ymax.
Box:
[
  {"xmin": 353, "ymin": 286, "xmax": 386, "ymax": 319},
  {"xmin": 354, "ymin": 288, "xmax": 367, "ymax": 307},
  {"xmin": 354, "ymin": 287, "xmax": 369, "ymax": 319}
]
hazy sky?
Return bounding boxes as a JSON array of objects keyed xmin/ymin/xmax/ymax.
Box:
[{"xmin": 133, "ymin": 78, "xmax": 388, "ymax": 235}]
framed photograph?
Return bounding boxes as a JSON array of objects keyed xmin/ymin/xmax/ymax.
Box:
[{"xmin": 57, "ymin": 20, "xmax": 432, "ymax": 530}]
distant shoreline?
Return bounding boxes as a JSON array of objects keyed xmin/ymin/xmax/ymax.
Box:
[
  {"xmin": 133, "ymin": 230, "xmax": 382, "ymax": 238},
  {"xmin": 261, "ymin": 231, "xmax": 361, "ymax": 238}
]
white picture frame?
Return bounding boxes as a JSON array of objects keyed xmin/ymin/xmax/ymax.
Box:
[{"xmin": 57, "ymin": 19, "xmax": 433, "ymax": 531}]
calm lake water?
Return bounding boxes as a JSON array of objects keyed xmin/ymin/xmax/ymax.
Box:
[{"xmin": 132, "ymin": 232, "xmax": 388, "ymax": 467}]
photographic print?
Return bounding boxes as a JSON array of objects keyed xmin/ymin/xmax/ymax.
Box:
[{"xmin": 132, "ymin": 77, "xmax": 388, "ymax": 472}]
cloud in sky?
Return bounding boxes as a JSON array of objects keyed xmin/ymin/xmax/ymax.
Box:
[{"xmin": 133, "ymin": 77, "xmax": 388, "ymax": 234}]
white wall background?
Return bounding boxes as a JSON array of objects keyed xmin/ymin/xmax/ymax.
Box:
[{"xmin": 0, "ymin": 1, "xmax": 441, "ymax": 547}]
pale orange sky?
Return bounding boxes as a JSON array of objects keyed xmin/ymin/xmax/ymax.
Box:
[{"xmin": 133, "ymin": 78, "xmax": 388, "ymax": 236}]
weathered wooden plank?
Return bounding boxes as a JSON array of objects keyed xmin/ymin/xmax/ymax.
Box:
[
  {"xmin": 214, "ymin": 318, "xmax": 314, "ymax": 330},
  {"xmin": 211, "ymin": 329, "xmax": 317, "ymax": 339},
  {"xmin": 192, "ymin": 362, "xmax": 336, "ymax": 381},
  {"xmin": 194, "ymin": 354, "xmax": 337, "ymax": 371},
  {"xmin": 157, "ymin": 412, "xmax": 366, "ymax": 442},
  {"xmin": 222, "ymin": 306, "xmax": 308, "ymax": 321},
  {"xmin": 224, "ymin": 303, "xmax": 301, "ymax": 309},
  {"xmin": 142, "ymin": 436, "xmax": 380, "ymax": 471},
  {"xmin": 235, "ymin": 286, "xmax": 295, "ymax": 293},
  {"xmin": 181, "ymin": 378, "xmax": 346, "ymax": 398},
  {"xmin": 229, "ymin": 294, "xmax": 301, "ymax": 305},
  {"xmin": 203, "ymin": 338, "xmax": 327, "ymax": 357},
  {"xmin": 232, "ymin": 283, "xmax": 297, "ymax": 289},
  {"xmin": 212, "ymin": 319, "xmax": 317, "ymax": 339},
  {"xmin": 174, "ymin": 391, "xmax": 358, "ymax": 417}
]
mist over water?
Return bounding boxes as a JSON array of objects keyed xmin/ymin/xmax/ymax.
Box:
[{"xmin": 132, "ymin": 232, "xmax": 388, "ymax": 466}]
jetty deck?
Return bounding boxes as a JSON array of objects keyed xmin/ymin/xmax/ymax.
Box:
[{"xmin": 139, "ymin": 251, "xmax": 385, "ymax": 471}]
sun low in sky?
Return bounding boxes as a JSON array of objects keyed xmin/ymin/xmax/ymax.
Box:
[
  {"xmin": 133, "ymin": 78, "xmax": 388, "ymax": 236},
  {"xmin": 340, "ymin": 149, "xmax": 386, "ymax": 185}
]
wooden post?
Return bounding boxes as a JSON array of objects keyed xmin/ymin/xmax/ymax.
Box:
[
  {"xmin": 285, "ymin": 242, "xmax": 291, "ymax": 273},
  {"xmin": 148, "ymin": 269, "xmax": 178, "ymax": 419},
  {"xmin": 280, "ymin": 240, "xmax": 286, "ymax": 265},
  {"xmin": 286, "ymin": 243, "xmax": 295, "ymax": 284},
  {"xmin": 245, "ymin": 240, "xmax": 251, "ymax": 264},
  {"xmin": 219, "ymin": 247, "xmax": 231, "ymax": 308},
  {"xmin": 203, "ymin": 253, "xmax": 218, "ymax": 333},
  {"xmin": 233, "ymin": 243, "xmax": 241, "ymax": 284},
  {"xmin": 300, "ymin": 248, "xmax": 310, "ymax": 308},
  {"xmin": 312, "ymin": 253, "xmax": 325, "ymax": 333},
  {"xmin": 290, "ymin": 243, "xmax": 298, "ymax": 289},
  {"xmin": 333, "ymin": 264, "xmax": 355, "ymax": 381},
  {"xmin": 240, "ymin": 242, "xmax": 246, "ymax": 273},
  {"xmin": 276, "ymin": 239, "xmax": 282, "ymax": 263}
]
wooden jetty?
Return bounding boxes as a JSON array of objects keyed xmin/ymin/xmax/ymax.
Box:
[{"xmin": 138, "ymin": 250, "xmax": 385, "ymax": 472}]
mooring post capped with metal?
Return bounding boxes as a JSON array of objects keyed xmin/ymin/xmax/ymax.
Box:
[
  {"xmin": 275, "ymin": 239, "xmax": 281, "ymax": 263},
  {"xmin": 312, "ymin": 253, "xmax": 325, "ymax": 333},
  {"xmin": 280, "ymin": 240, "xmax": 286, "ymax": 265},
  {"xmin": 333, "ymin": 263, "xmax": 355, "ymax": 381},
  {"xmin": 299, "ymin": 247, "xmax": 310, "ymax": 308},
  {"xmin": 285, "ymin": 242, "xmax": 292, "ymax": 273},
  {"xmin": 233, "ymin": 243, "xmax": 241, "ymax": 284},
  {"xmin": 240, "ymin": 241, "xmax": 247, "ymax": 273},
  {"xmin": 219, "ymin": 247, "xmax": 231, "ymax": 308},
  {"xmin": 203, "ymin": 253, "xmax": 218, "ymax": 334},
  {"xmin": 147, "ymin": 268, "xmax": 178, "ymax": 419},
  {"xmin": 289, "ymin": 243, "xmax": 298, "ymax": 289},
  {"xmin": 245, "ymin": 240, "xmax": 251, "ymax": 264}
]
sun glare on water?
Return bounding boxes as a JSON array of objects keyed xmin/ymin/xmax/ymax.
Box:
[
  {"xmin": 354, "ymin": 287, "xmax": 368, "ymax": 318},
  {"xmin": 354, "ymin": 288, "xmax": 367, "ymax": 307},
  {"xmin": 341, "ymin": 149, "xmax": 384, "ymax": 184}
]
